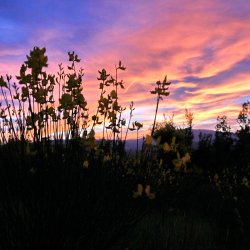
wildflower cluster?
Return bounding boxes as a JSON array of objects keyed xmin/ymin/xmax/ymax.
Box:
[{"xmin": 119, "ymin": 134, "xmax": 192, "ymax": 200}]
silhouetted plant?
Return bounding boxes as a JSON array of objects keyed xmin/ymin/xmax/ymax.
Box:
[
  {"xmin": 237, "ymin": 101, "xmax": 250, "ymax": 133},
  {"xmin": 184, "ymin": 108, "xmax": 194, "ymax": 149},
  {"xmin": 123, "ymin": 101, "xmax": 134, "ymax": 140},
  {"xmin": 193, "ymin": 132, "xmax": 213, "ymax": 174},
  {"xmin": 150, "ymin": 76, "xmax": 171, "ymax": 136},
  {"xmin": 153, "ymin": 111, "xmax": 193, "ymax": 152},
  {"xmin": 213, "ymin": 115, "xmax": 234, "ymax": 173},
  {"xmin": 235, "ymin": 101, "xmax": 250, "ymax": 173},
  {"xmin": 92, "ymin": 68, "xmax": 111, "ymax": 135},
  {"xmin": 129, "ymin": 120, "xmax": 143, "ymax": 155}
]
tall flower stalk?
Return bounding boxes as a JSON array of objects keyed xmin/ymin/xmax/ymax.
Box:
[{"xmin": 150, "ymin": 76, "xmax": 171, "ymax": 137}]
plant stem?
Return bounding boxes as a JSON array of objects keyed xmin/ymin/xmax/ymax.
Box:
[{"xmin": 151, "ymin": 95, "xmax": 160, "ymax": 137}]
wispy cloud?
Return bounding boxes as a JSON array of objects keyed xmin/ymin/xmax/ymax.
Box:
[{"xmin": 1, "ymin": 0, "xmax": 250, "ymax": 137}]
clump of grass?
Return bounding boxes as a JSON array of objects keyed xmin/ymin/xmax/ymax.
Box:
[{"xmin": 111, "ymin": 210, "xmax": 220, "ymax": 250}]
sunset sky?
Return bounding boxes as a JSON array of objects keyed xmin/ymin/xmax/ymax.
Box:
[{"xmin": 1, "ymin": 0, "xmax": 250, "ymax": 138}]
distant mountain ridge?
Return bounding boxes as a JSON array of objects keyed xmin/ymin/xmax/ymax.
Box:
[{"xmin": 124, "ymin": 129, "xmax": 217, "ymax": 152}]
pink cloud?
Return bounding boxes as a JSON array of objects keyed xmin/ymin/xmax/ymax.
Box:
[{"xmin": 1, "ymin": 0, "xmax": 250, "ymax": 138}]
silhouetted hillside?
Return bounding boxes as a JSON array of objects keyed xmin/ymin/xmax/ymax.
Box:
[{"xmin": 125, "ymin": 129, "xmax": 216, "ymax": 152}]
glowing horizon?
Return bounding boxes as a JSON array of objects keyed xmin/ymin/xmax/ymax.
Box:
[{"xmin": 1, "ymin": 0, "xmax": 250, "ymax": 138}]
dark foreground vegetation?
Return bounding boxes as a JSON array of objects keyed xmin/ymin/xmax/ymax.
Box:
[{"xmin": 0, "ymin": 47, "xmax": 249, "ymax": 249}]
